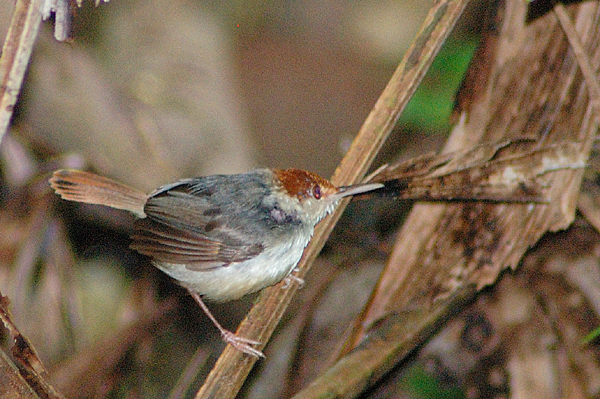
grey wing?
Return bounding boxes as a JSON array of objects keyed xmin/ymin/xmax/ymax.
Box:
[{"xmin": 130, "ymin": 187, "xmax": 263, "ymax": 270}]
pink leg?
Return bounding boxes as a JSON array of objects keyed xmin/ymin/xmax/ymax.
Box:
[{"xmin": 189, "ymin": 291, "xmax": 264, "ymax": 358}]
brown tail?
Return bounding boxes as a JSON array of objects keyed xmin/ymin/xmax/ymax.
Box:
[{"xmin": 49, "ymin": 170, "xmax": 148, "ymax": 218}]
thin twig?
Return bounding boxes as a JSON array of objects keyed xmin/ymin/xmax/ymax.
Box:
[
  {"xmin": 295, "ymin": 1, "xmax": 598, "ymax": 397},
  {"xmin": 554, "ymin": 3, "xmax": 600, "ymax": 234},
  {"xmin": 0, "ymin": 292, "xmax": 64, "ymax": 398},
  {"xmin": 553, "ymin": 3, "xmax": 600, "ymax": 115},
  {"xmin": 0, "ymin": 0, "xmax": 44, "ymax": 145},
  {"xmin": 195, "ymin": 1, "xmax": 471, "ymax": 398}
]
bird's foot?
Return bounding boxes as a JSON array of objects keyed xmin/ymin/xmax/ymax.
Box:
[
  {"xmin": 221, "ymin": 330, "xmax": 264, "ymax": 358},
  {"xmin": 282, "ymin": 267, "xmax": 304, "ymax": 289}
]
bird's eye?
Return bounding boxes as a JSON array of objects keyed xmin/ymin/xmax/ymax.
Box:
[{"xmin": 312, "ymin": 184, "xmax": 322, "ymax": 199}]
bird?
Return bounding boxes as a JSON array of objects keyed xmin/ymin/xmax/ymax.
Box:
[{"xmin": 49, "ymin": 168, "xmax": 383, "ymax": 357}]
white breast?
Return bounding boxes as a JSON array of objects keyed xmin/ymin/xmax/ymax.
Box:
[{"xmin": 153, "ymin": 232, "xmax": 311, "ymax": 302}]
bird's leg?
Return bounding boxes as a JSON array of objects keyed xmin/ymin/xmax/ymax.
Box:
[{"xmin": 189, "ymin": 291, "xmax": 264, "ymax": 358}]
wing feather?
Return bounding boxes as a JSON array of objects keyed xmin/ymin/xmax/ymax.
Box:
[{"xmin": 130, "ymin": 183, "xmax": 264, "ymax": 270}]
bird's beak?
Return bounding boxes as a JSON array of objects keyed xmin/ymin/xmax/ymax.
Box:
[{"xmin": 335, "ymin": 182, "xmax": 384, "ymax": 199}]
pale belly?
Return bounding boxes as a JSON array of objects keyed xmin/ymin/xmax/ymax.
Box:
[{"xmin": 153, "ymin": 235, "xmax": 310, "ymax": 302}]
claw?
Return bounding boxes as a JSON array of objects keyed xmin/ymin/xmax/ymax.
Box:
[
  {"xmin": 221, "ymin": 330, "xmax": 264, "ymax": 358},
  {"xmin": 282, "ymin": 267, "xmax": 305, "ymax": 289}
]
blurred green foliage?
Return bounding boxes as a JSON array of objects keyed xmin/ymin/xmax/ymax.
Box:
[
  {"xmin": 403, "ymin": 364, "xmax": 465, "ymax": 399},
  {"xmin": 400, "ymin": 37, "xmax": 479, "ymax": 134}
]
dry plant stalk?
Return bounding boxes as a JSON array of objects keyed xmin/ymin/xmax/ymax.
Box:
[
  {"xmin": 195, "ymin": 1, "xmax": 471, "ymax": 397},
  {"xmin": 347, "ymin": 0, "xmax": 598, "ymax": 349},
  {"xmin": 292, "ymin": 1, "xmax": 598, "ymax": 398},
  {"xmin": 2, "ymin": 0, "xmax": 598, "ymax": 398},
  {"xmin": 0, "ymin": 293, "xmax": 63, "ymax": 399},
  {"xmin": 367, "ymin": 139, "xmax": 586, "ymax": 202},
  {"xmin": 0, "ymin": 0, "xmax": 44, "ymax": 143},
  {"xmin": 0, "ymin": 350, "xmax": 40, "ymax": 398}
]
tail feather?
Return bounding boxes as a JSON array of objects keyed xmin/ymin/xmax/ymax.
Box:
[{"xmin": 49, "ymin": 170, "xmax": 147, "ymax": 218}]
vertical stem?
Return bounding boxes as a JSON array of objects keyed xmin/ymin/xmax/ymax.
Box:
[
  {"xmin": 195, "ymin": 1, "xmax": 471, "ymax": 398},
  {"xmin": 0, "ymin": 0, "xmax": 43, "ymax": 144}
]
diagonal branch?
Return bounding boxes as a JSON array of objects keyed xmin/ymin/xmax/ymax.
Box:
[
  {"xmin": 194, "ymin": 1, "xmax": 471, "ymax": 398},
  {"xmin": 296, "ymin": 1, "xmax": 598, "ymax": 398},
  {"xmin": 0, "ymin": 0, "xmax": 43, "ymax": 144}
]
